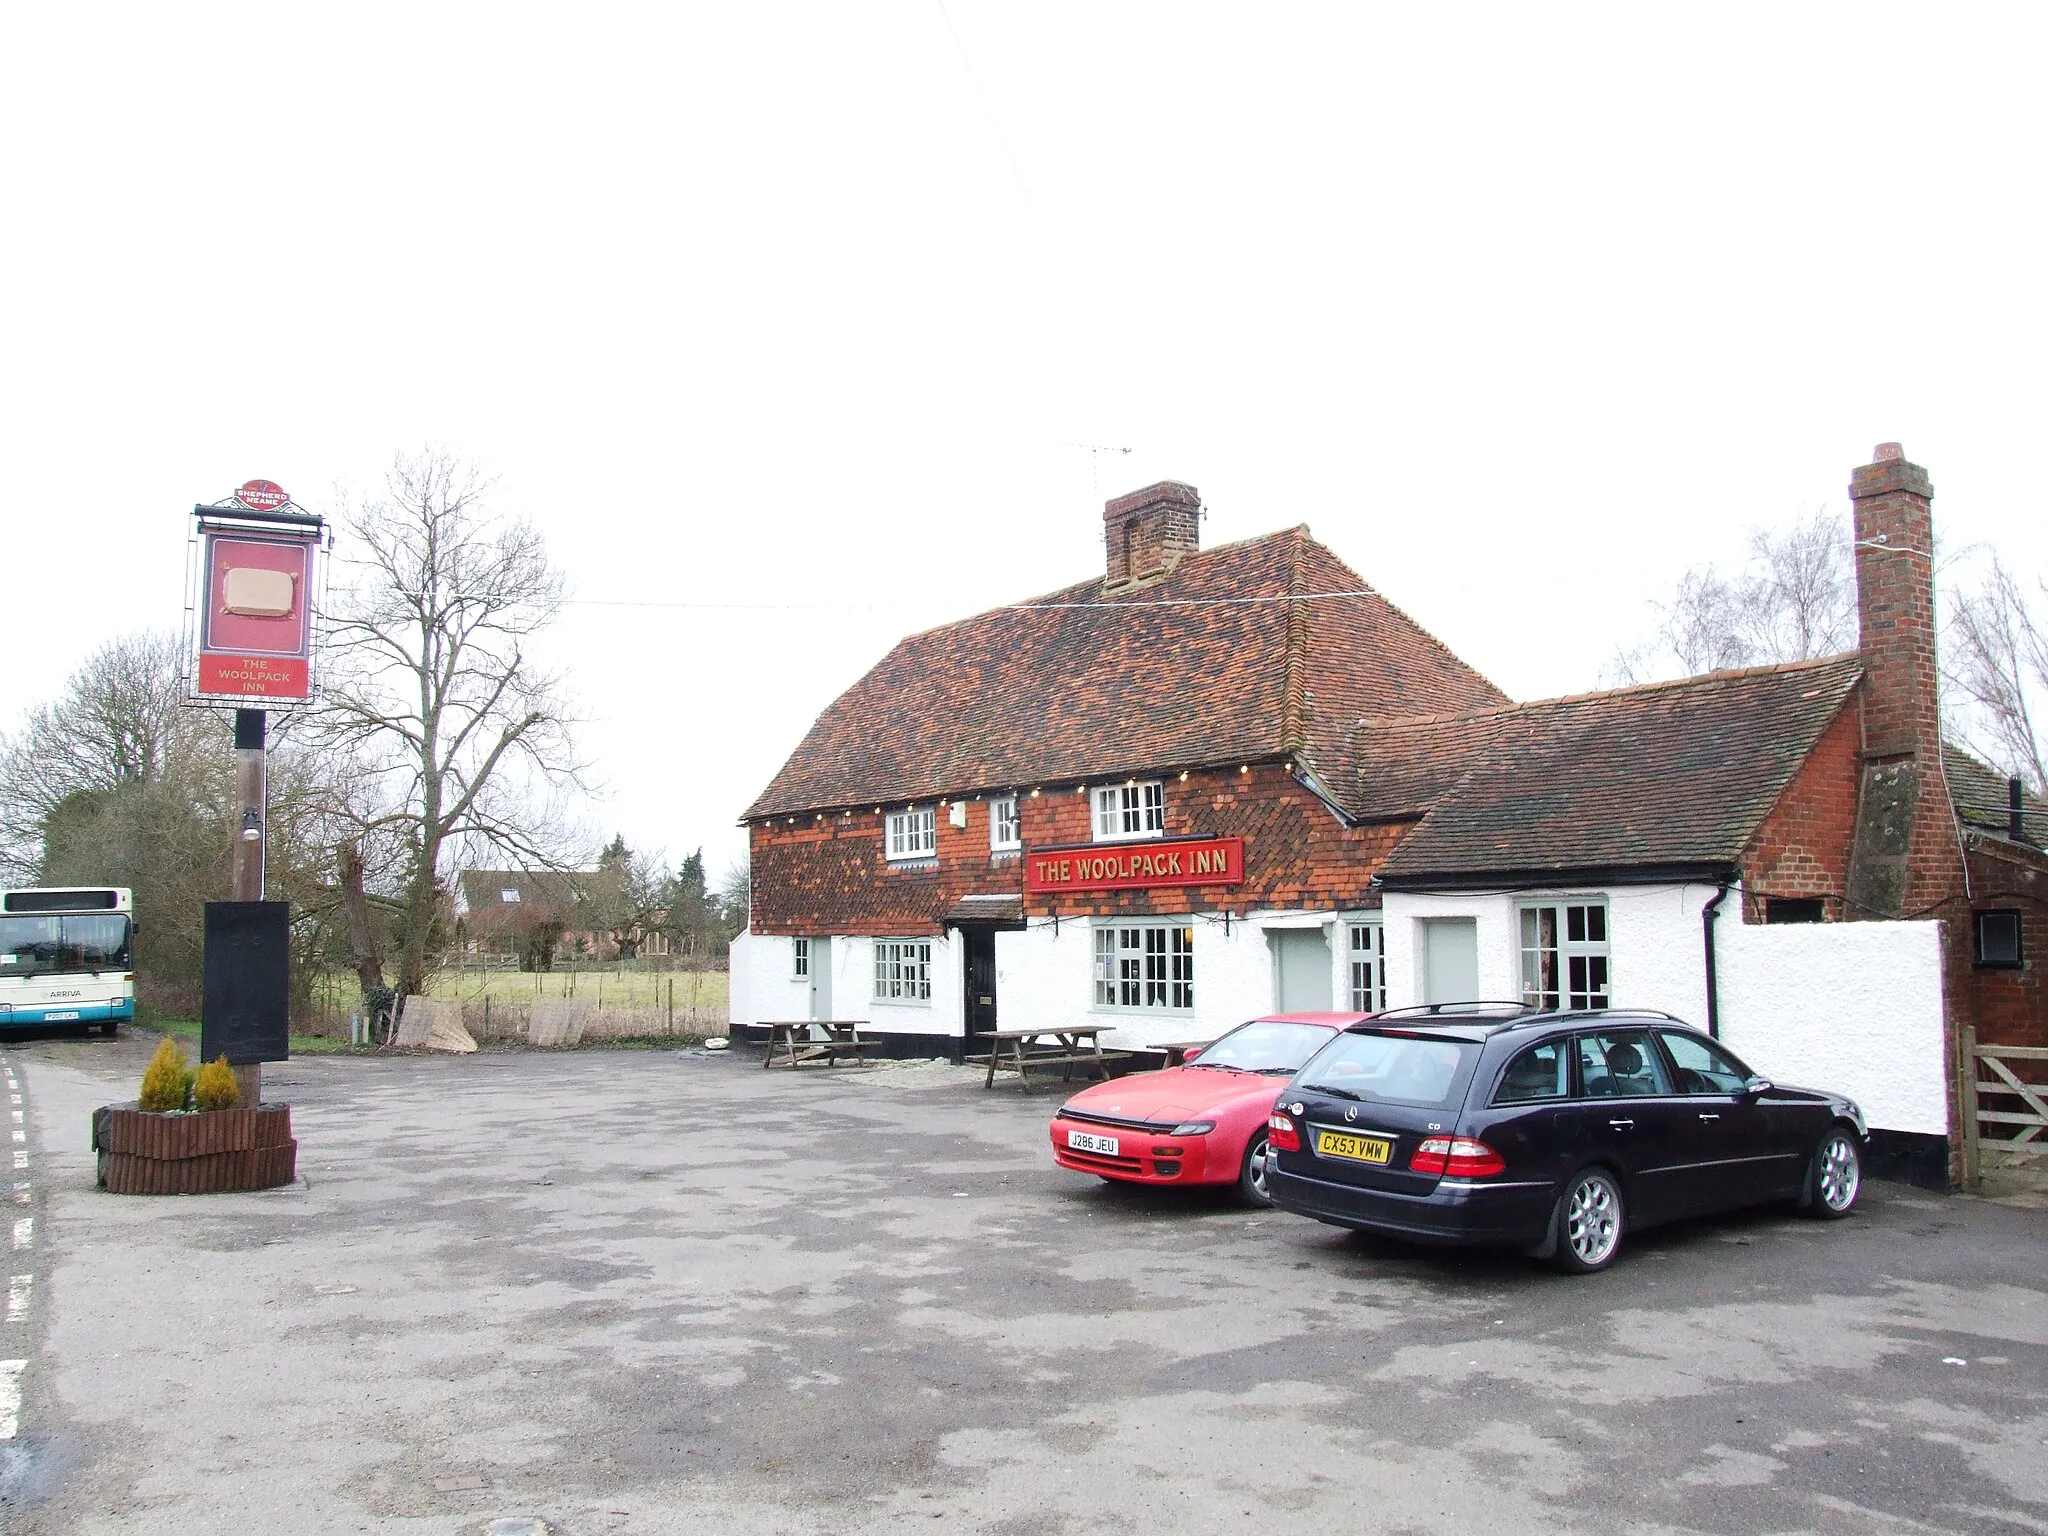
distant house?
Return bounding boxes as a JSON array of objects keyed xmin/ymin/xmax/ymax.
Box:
[
  {"xmin": 734, "ymin": 450, "xmax": 2045, "ymax": 1185},
  {"xmin": 453, "ymin": 868, "xmax": 673, "ymax": 966}
]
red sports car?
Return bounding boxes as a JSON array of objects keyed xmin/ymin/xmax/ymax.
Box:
[{"xmin": 1049, "ymin": 1013, "xmax": 1369, "ymax": 1203}]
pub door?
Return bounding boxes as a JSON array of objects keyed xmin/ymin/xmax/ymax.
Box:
[{"xmin": 963, "ymin": 927, "xmax": 998, "ymax": 1036}]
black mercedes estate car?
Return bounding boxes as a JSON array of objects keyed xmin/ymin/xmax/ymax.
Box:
[{"xmin": 1263, "ymin": 1005, "xmax": 1866, "ymax": 1273}]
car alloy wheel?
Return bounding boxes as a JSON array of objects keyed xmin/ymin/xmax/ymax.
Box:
[
  {"xmin": 1239, "ymin": 1131, "xmax": 1273, "ymax": 1206},
  {"xmin": 1552, "ymin": 1168, "xmax": 1623, "ymax": 1274},
  {"xmin": 1808, "ymin": 1128, "xmax": 1861, "ymax": 1219}
]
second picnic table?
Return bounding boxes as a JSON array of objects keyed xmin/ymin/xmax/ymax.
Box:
[{"xmin": 975, "ymin": 1025, "xmax": 1133, "ymax": 1088}]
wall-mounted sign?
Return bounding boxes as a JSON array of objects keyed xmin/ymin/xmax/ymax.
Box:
[
  {"xmin": 1025, "ymin": 835, "xmax": 1244, "ymax": 895},
  {"xmin": 194, "ymin": 529, "xmax": 316, "ymax": 701},
  {"xmin": 235, "ymin": 480, "xmax": 290, "ymax": 513}
]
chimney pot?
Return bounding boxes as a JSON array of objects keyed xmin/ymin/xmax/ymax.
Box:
[{"xmin": 1874, "ymin": 441, "xmax": 1905, "ymax": 462}]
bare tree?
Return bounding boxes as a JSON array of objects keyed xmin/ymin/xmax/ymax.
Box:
[
  {"xmin": 0, "ymin": 631, "xmax": 215, "ymax": 879},
  {"xmin": 1945, "ymin": 555, "xmax": 2048, "ymax": 791},
  {"xmin": 1604, "ymin": 509, "xmax": 1856, "ymax": 685},
  {"xmin": 318, "ymin": 451, "xmax": 584, "ymax": 999}
]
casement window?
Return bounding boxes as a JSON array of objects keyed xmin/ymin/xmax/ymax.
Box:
[
  {"xmin": 500, "ymin": 889, "xmax": 521, "ymax": 904},
  {"xmin": 885, "ymin": 806, "xmax": 936, "ymax": 861},
  {"xmin": 1974, "ymin": 910, "xmax": 2023, "ymax": 969},
  {"xmin": 1347, "ymin": 921, "xmax": 1386, "ymax": 1013},
  {"xmin": 792, "ymin": 937, "xmax": 810, "ymax": 979},
  {"xmin": 990, "ymin": 796, "xmax": 1021, "ymax": 852},
  {"xmin": 1092, "ymin": 922, "xmax": 1194, "ymax": 1012},
  {"xmin": 873, "ymin": 938, "xmax": 933, "ymax": 1002},
  {"xmin": 1091, "ymin": 781, "xmax": 1164, "ymax": 841},
  {"xmin": 1518, "ymin": 901, "xmax": 1610, "ymax": 1010}
]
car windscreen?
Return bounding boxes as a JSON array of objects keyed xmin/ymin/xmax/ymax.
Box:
[
  {"xmin": 1189, "ymin": 1019, "xmax": 1334, "ymax": 1074},
  {"xmin": 1294, "ymin": 1029, "xmax": 1482, "ymax": 1109},
  {"xmin": 0, "ymin": 914, "xmax": 131, "ymax": 976}
]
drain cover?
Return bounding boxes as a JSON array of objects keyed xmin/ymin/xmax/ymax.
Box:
[{"xmin": 484, "ymin": 1521, "xmax": 549, "ymax": 1536}]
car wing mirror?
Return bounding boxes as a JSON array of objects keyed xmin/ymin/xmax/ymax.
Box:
[
  {"xmin": 1179, "ymin": 1047, "xmax": 1201, "ymax": 1062},
  {"xmin": 1744, "ymin": 1076, "xmax": 1773, "ymax": 1096}
]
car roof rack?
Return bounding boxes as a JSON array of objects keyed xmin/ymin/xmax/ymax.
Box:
[{"xmin": 1371, "ymin": 1001, "xmax": 1534, "ymax": 1020}]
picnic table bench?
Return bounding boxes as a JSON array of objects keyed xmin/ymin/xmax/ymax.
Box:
[
  {"xmin": 973, "ymin": 1026, "xmax": 1134, "ymax": 1088},
  {"xmin": 761, "ymin": 1020, "xmax": 876, "ymax": 1069}
]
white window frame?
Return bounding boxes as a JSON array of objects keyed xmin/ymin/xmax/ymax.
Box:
[
  {"xmin": 1347, "ymin": 919, "xmax": 1386, "ymax": 1013},
  {"xmin": 1091, "ymin": 921, "xmax": 1194, "ymax": 1013},
  {"xmin": 990, "ymin": 795, "xmax": 1021, "ymax": 853},
  {"xmin": 1090, "ymin": 781, "xmax": 1165, "ymax": 842},
  {"xmin": 792, "ymin": 937, "xmax": 810, "ymax": 980},
  {"xmin": 1517, "ymin": 899, "xmax": 1611, "ymax": 1011},
  {"xmin": 873, "ymin": 938, "xmax": 933, "ymax": 1003},
  {"xmin": 885, "ymin": 806, "xmax": 937, "ymax": 862}
]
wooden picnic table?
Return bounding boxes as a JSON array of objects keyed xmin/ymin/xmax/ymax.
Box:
[
  {"xmin": 974, "ymin": 1025, "xmax": 1134, "ymax": 1088},
  {"xmin": 761, "ymin": 1020, "xmax": 875, "ymax": 1070},
  {"xmin": 1154, "ymin": 1039, "xmax": 1216, "ymax": 1067}
]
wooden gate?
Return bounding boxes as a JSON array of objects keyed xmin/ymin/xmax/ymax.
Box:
[{"xmin": 1958, "ymin": 1026, "xmax": 2048, "ymax": 1191}]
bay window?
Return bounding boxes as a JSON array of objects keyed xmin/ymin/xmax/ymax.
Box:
[
  {"xmin": 1093, "ymin": 922, "xmax": 1194, "ymax": 1012},
  {"xmin": 1518, "ymin": 901, "xmax": 1610, "ymax": 1010},
  {"xmin": 874, "ymin": 938, "xmax": 932, "ymax": 1002}
]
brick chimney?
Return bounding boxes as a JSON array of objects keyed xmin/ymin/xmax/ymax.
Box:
[
  {"xmin": 1845, "ymin": 443, "xmax": 1958, "ymax": 916},
  {"xmin": 1104, "ymin": 481, "xmax": 1200, "ymax": 588}
]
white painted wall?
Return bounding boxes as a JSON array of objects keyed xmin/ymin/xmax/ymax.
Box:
[
  {"xmin": 728, "ymin": 929, "xmax": 810, "ymax": 1027},
  {"xmin": 1717, "ymin": 918, "xmax": 1948, "ymax": 1137}
]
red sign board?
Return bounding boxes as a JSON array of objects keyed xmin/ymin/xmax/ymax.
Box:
[
  {"xmin": 1025, "ymin": 835, "xmax": 1244, "ymax": 895},
  {"xmin": 235, "ymin": 480, "xmax": 290, "ymax": 513},
  {"xmin": 194, "ymin": 530, "xmax": 317, "ymax": 702}
]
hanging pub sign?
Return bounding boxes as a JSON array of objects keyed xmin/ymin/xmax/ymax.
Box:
[
  {"xmin": 187, "ymin": 480, "xmax": 326, "ymax": 705},
  {"xmin": 1025, "ymin": 834, "xmax": 1244, "ymax": 894}
]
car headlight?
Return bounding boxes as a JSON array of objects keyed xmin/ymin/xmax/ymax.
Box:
[{"xmin": 1169, "ymin": 1121, "xmax": 1215, "ymax": 1136}]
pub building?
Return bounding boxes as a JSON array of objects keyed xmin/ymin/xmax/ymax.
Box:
[
  {"xmin": 733, "ymin": 478, "xmax": 1509, "ymax": 1059},
  {"xmin": 735, "ymin": 451, "xmax": 2048, "ymax": 1185}
]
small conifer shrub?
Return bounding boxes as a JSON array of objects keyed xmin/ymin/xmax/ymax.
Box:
[
  {"xmin": 137, "ymin": 1037, "xmax": 191, "ymax": 1113},
  {"xmin": 192, "ymin": 1056, "xmax": 239, "ymax": 1113}
]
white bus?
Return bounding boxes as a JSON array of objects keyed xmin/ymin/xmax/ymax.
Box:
[{"xmin": 0, "ymin": 887, "xmax": 135, "ymax": 1034}]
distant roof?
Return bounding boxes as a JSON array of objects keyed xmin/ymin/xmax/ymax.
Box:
[
  {"xmin": 1943, "ymin": 744, "xmax": 2046, "ymax": 850},
  {"xmin": 454, "ymin": 868, "xmax": 593, "ymax": 920},
  {"xmin": 746, "ymin": 527, "xmax": 1506, "ymax": 818},
  {"xmin": 1367, "ymin": 655, "xmax": 1866, "ymax": 883}
]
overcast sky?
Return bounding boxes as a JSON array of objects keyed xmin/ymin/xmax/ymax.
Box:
[{"xmin": 3, "ymin": 4, "xmax": 2043, "ymax": 878}]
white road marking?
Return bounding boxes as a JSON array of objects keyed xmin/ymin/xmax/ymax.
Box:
[
  {"xmin": 10, "ymin": 1219, "xmax": 28, "ymax": 1251},
  {"xmin": 8, "ymin": 1111, "xmax": 20, "ymax": 1124},
  {"xmin": 0, "ymin": 1358, "xmax": 23, "ymax": 1440},
  {"xmin": 11, "ymin": 1152, "xmax": 25, "ymax": 1171},
  {"xmin": 10, "ymin": 1183, "xmax": 27, "ymax": 1206},
  {"xmin": 5, "ymin": 1275, "xmax": 28, "ymax": 1323}
]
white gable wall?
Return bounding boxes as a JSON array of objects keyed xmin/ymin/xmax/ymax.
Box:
[{"xmin": 1718, "ymin": 918, "xmax": 1948, "ymax": 1137}]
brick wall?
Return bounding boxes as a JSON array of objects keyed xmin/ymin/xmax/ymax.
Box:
[
  {"xmin": 1952, "ymin": 841, "xmax": 2048, "ymax": 1052},
  {"xmin": 748, "ymin": 761, "xmax": 1408, "ymax": 936},
  {"xmin": 1739, "ymin": 699, "xmax": 1861, "ymax": 921}
]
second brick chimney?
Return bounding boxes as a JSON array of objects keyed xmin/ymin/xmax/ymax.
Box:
[
  {"xmin": 1104, "ymin": 481, "xmax": 1200, "ymax": 588},
  {"xmin": 1845, "ymin": 443, "xmax": 1959, "ymax": 917}
]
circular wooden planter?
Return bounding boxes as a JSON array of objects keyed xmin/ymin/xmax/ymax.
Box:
[{"xmin": 92, "ymin": 1104, "xmax": 297, "ymax": 1195}]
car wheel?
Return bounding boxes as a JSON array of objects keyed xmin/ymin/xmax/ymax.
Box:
[
  {"xmin": 1803, "ymin": 1126, "xmax": 1861, "ymax": 1219},
  {"xmin": 1238, "ymin": 1131, "xmax": 1273, "ymax": 1206},
  {"xmin": 1550, "ymin": 1167, "xmax": 1624, "ymax": 1274}
]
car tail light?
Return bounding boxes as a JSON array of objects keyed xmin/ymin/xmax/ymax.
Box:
[
  {"xmin": 1410, "ymin": 1137, "xmax": 1505, "ymax": 1177},
  {"xmin": 1267, "ymin": 1112, "xmax": 1301, "ymax": 1151}
]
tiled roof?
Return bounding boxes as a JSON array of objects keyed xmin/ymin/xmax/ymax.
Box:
[
  {"xmin": 1944, "ymin": 744, "xmax": 2046, "ymax": 849},
  {"xmin": 454, "ymin": 868, "xmax": 594, "ymax": 920},
  {"xmin": 745, "ymin": 527, "xmax": 1506, "ymax": 818},
  {"xmin": 1367, "ymin": 655, "xmax": 1866, "ymax": 882}
]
